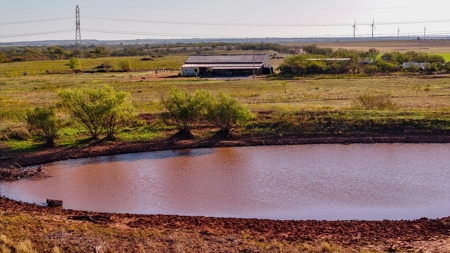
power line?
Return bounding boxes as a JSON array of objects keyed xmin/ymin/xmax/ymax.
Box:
[
  {"xmin": 0, "ymin": 29, "xmax": 73, "ymax": 39},
  {"xmin": 0, "ymin": 17, "xmax": 72, "ymax": 26},
  {"xmin": 81, "ymin": 5, "xmax": 402, "ymax": 11},
  {"xmin": 83, "ymin": 28, "xmax": 450, "ymax": 39},
  {"xmin": 1, "ymin": 27, "xmax": 449, "ymax": 40},
  {"xmin": 83, "ymin": 28, "xmax": 240, "ymax": 38},
  {"xmin": 84, "ymin": 16, "xmax": 450, "ymax": 27}
]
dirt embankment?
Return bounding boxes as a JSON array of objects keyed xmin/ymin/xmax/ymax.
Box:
[
  {"xmin": 3, "ymin": 133, "xmax": 450, "ymax": 168},
  {"xmin": 0, "ymin": 196, "xmax": 449, "ymax": 252}
]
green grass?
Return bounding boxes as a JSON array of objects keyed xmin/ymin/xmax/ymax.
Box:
[
  {"xmin": 1, "ymin": 56, "xmax": 450, "ymax": 151},
  {"xmin": 438, "ymin": 53, "xmax": 450, "ymax": 62},
  {"xmin": 0, "ymin": 55, "xmax": 185, "ymax": 77}
]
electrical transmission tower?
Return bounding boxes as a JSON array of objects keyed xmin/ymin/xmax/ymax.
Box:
[{"xmin": 75, "ymin": 5, "xmax": 81, "ymax": 56}]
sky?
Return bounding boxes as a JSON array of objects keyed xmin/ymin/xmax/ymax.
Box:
[{"xmin": 0, "ymin": 0, "xmax": 449, "ymax": 42}]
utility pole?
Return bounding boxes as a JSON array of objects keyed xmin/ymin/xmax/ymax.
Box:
[
  {"xmin": 252, "ymin": 51, "xmax": 255, "ymax": 78},
  {"xmin": 75, "ymin": 5, "xmax": 81, "ymax": 56}
]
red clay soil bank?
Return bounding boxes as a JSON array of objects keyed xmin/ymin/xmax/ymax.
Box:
[{"xmin": 1, "ymin": 197, "xmax": 449, "ymax": 252}]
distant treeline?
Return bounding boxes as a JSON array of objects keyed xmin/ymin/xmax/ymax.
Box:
[
  {"xmin": 0, "ymin": 42, "xmax": 296, "ymax": 63},
  {"xmin": 279, "ymin": 44, "xmax": 449, "ymax": 76}
]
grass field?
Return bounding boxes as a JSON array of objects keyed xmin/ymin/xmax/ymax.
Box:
[
  {"xmin": 1, "ymin": 48, "xmax": 450, "ymax": 150},
  {"xmin": 0, "ymin": 55, "xmax": 186, "ymax": 77},
  {"xmin": 286, "ymin": 39, "xmax": 450, "ymax": 59}
]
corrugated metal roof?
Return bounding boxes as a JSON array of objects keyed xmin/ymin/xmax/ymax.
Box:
[
  {"xmin": 185, "ymin": 54, "xmax": 267, "ymax": 64},
  {"xmin": 182, "ymin": 63, "xmax": 264, "ymax": 69}
]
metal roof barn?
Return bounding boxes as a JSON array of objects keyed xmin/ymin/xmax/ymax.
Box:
[{"xmin": 181, "ymin": 54, "xmax": 272, "ymax": 77}]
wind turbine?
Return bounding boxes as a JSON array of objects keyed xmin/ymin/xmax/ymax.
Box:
[
  {"xmin": 424, "ymin": 27, "xmax": 427, "ymax": 39},
  {"xmin": 370, "ymin": 18, "xmax": 376, "ymax": 38},
  {"xmin": 352, "ymin": 20, "xmax": 357, "ymax": 38},
  {"xmin": 398, "ymin": 27, "xmax": 400, "ymax": 37}
]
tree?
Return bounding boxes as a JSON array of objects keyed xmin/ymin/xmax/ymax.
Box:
[
  {"xmin": 161, "ymin": 87, "xmax": 210, "ymax": 137},
  {"xmin": 102, "ymin": 86, "xmax": 135, "ymax": 140},
  {"xmin": 59, "ymin": 86, "xmax": 135, "ymax": 140},
  {"xmin": 92, "ymin": 46, "xmax": 111, "ymax": 57},
  {"xmin": 26, "ymin": 107, "xmax": 60, "ymax": 146},
  {"xmin": 47, "ymin": 46, "xmax": 69, "ymax": 59},
  {"xmin": 204, "ymin": 92, "xmax": 254, "ymax": 137},
  {"xmin": 69, "ymin": 57, "xmax": 81, "ymax": 71},
  {"xmin": 118, "ymin": 59, "xmax": 131, "ymax": 71},
  {"xmin": 0, "ymin": 51, "xmax": 9, "ymax": 63},
  {"xmin": 59, "ymin": 88, "xmax": 107, "ymax": 139}
]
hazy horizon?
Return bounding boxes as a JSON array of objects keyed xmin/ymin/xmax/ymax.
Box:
[{"xmin": 1, "ymin": 0, "xmax": 449, "ymax": 43}]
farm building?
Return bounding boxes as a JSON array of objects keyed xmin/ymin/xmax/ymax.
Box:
[
  {"xmin": 402, "ymin": 62, "xmax": 430, "ymax": 69},
  {"xmin": 181, "ymin": 54, "xmax": 273, "ymax": 77}
]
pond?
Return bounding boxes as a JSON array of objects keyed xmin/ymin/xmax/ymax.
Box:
[{"xmin": 0, "ymin": 144, "xmax": 449, "ymax": 220}]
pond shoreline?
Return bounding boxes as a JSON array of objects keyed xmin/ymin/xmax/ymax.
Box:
[
  {"xmin": 1, "ymin": 133, "xmax": 450, "ymax": 252},
  {"xmin": 2, "ymin": 133, "xmax": 450, "ymax": 168}
]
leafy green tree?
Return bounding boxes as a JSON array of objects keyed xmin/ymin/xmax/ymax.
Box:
[
  {"xmin": 0, "ymin": 51, "xmax": 10, "ymax": 63},
  {"xmin": 204, "ymin": 92, "xmax": 254, "ymax": 137},
  {"xmin": 363, "ymin": 65, "xmax": 379, "ymax": 76},
  {"xmin": 59, "ymin": 86, "xmax": 134, "ymax": 140},
  {"xmin": 26, "ymin": 107, "xmax": 60, "ymax": 146},
  {"xmin": 92, "ymin": 46, "xmax": 111, "ymax": 57},
  {"xmin": 367, "ymin": 48, "xmax": 380, "ymax": 60},
  {"xmin": 47, "ymin": 46, "xmax": 69, "ymax": 59},
  {"xmin": 102, "ymin": 86, "xmax": 135, "ymax": 140},
  {"xmin": 118, "ymin": 59, "xmax": 132, "ymax": 71},
  {"xmin": 59, "ymin": 88, "xmax": 107, "ymax": 140},
  {"xmin": 427, "ymin": 55, "xmax": 445, "ymax": 63},
  {"xmin": 69, "ymin": 57, "xmax": 81, "ymax": 71},
  {"xmin": 161, "ymin": 87, "xmax": 210, "ymax": 137},
  {"xmin": 302, "ymin": 44, "xmax": 333, "ymax": 55}
]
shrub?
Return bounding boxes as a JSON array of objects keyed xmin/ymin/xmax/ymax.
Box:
[
  {"xmin": 26, "ymin": 107, "xmax": 60, "ymax": 146},
  {"xmin": 118, "ymin": 59, "xmax": 131, "ymax": 71},
  {"xmin": 101, "ymin": 86, "xmax": 135, "ymax": 140},
  {"xmin": 356, "ymin": 93, "xmax": 397, "ymax": 110},
  {"xmin": 160, "ymin": 87, "xmax": 210, "ymax": 137},
  {"xmin": 8, "ymin": 126, "xmax": 31, "ymax": 140},
  {"xmin": 363, "ymin": 65, "xmax": 379, "ymax": 76},
  {"xmin": 59, "ymin": 86, "xmax": 135, "ymax": 140},
  {"xmin": 204, "ymin": 92, "xmax": 254, "ymax": 137},
  {"xmin": 68, "ymin": 57, "xmax": 81, "ymax": 71}
]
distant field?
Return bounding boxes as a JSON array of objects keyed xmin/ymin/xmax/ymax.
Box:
[
  {"xmin": 0, "ymin": 55, "xmax": 186, "ymax": 77},
  {"xmin": 1, "ymin": 67, "xmax": 450, "ymax": 115},
  {"xmin": 286, "ymin": 39, "xmax": 450, "ymax": 56},
  {"xmin": 2, "ymin": 53, "xmax": 450, "ymax": 150}
]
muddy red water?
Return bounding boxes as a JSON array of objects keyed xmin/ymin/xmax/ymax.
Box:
[{"xmin": 1, "ymin": 144, "xmax": 449, "ymax": 220}]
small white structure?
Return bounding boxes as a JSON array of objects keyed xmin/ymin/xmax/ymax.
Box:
[
  {"xmin": 181, "ymin": 67, "xmax": 197, "ymax": 76},
  {"xmin": 402, "ymin": 62, "xmax": 430, "ymax": 69}
]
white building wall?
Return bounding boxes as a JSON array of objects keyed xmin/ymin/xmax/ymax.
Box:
[
  {"xmin": 402, "ymin": 62, "xmax": 429, "ymax": 69},
  {"xmin": 181, "ymin": 67, "xmax": 197, "ymax": 76}
]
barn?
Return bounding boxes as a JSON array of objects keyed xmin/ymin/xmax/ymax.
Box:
[{"xmin": 181, "ymin": 54, "xmax": 273, "ymax": 77}]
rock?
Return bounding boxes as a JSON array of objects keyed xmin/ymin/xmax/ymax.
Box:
[{"xmin": 46, "ymin": 199, "xmax": 63, "ymax": 208}]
